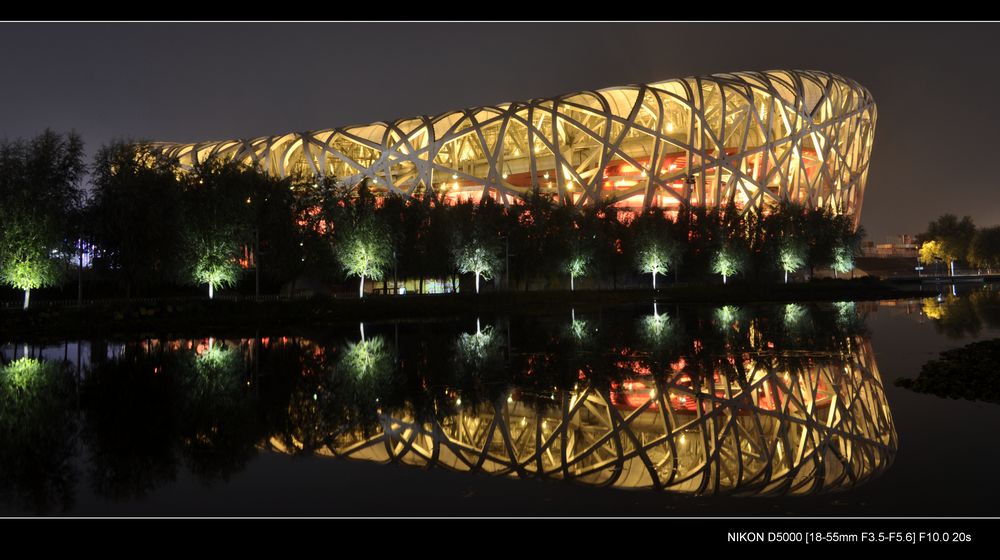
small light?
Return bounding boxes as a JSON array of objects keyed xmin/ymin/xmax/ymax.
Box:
[
  {"xmin": 245, "ymin": 197, "xmax": 251, "ymax": 204},
  {"xmin": 507, "ymin": 395, "xmax": 513, "ymax": 403},
  {"xmin": 452, "ymin": 173, "xmax": 458, "ymax": 179},
  {"xmin": 456, "ymin": 397, "xmax": 462, "ymax": 405},
  {"xmin": 312, "ymin": 393, "xmax": 318, "ymax": 401},
  {"xmin": 649, "ymin": 388, "xmax": 657, "ymax": 399},
  {"xmin": 543, "ymin": 172, "xmax": 550, "ymax": 179},
  {"xmin": 502, "ymin": 172, "xmax": 508, "ymax": 179},
  {"xmin": 666, "ymin": 122, "xmax": 675, "ymax": 133}
]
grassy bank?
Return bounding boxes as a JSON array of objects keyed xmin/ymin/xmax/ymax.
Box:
[{"xmin": 1, "ymin": 278, "xmax": 919, "ymax": 339}]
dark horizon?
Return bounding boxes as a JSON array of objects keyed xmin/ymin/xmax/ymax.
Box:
[{"xmin": 2, "ymin": 21, "xmax": 997, "ymax": 241}]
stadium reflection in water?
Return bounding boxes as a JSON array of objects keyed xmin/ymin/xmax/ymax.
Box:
[
  {"xmin": 0, "ymin": 302, "xmax": 897, "ymax": 511},
  {"xmin": 271, "ymin": 327, "xmax": 895, "ymax": 496}
]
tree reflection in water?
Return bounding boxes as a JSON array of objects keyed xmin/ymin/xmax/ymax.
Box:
[
  {"xmin": 896, "ymin": 288, "xmax": 1000, "ymax": 402},
  {"xmin": 0, "ymin": 357, "xmax": 77, "ymax": 513},
  {"xmin": 1, "ymin": 300, "xmax": 899, "ymax": 510}
]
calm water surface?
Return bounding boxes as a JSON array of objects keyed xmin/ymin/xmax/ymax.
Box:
[{"xmin": 1, "ymin": 287, "xmax": 998, "ymax": 516}]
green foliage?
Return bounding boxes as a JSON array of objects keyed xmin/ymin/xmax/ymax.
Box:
[
  {"xmin": 778, "ymin": 237, "xmax": 807, "ymax": 275},
  {"xmin": 451, "ymin": 227, "xmax": 502, "ymax": 281},
  {"xmin": 0, "ymin": 208, "xmax": 63, "ymax": 291},
  {"xmin": 712, "ymin": 244, "xmax": 746, "ymax": 279},
  {"xmin": 338, "ymin": 335, "xmax": 393, "ymax": 381},
  {"xmin": 919, "ymin": 214, "xmax": 977, "ymax": 265},
  {"xmin": 0, "ymin": 356, "xmax": 78, "ymax": 513},
  {"xmin": 832, "ymin": 243, "xmax": 856, "ymax": 275},
  {"xmin": 969, "ymin": 226, "xmax": 1000, "ymax": 270},
  {"xmin": 185, "ymin": 236, "xmax": 242, "ymax": 292},
  {"xmin": 89, "ymin": 141, "xmax": 185, "ymax": 294},
  {"xmin": 335, "ymin": 212, "xmax": 393, "ymax": 282}
]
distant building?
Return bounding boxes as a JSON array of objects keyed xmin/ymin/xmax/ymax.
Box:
[{"xmin": 862, "ymin": 235, "xmax": 919, "ymax": 258}]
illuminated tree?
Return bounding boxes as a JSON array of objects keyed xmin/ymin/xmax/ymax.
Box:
[
  {"xmin": 778, "ymin": 237, "xmax": 807, "ymax": 283},
  {"xmin": 564, "ymin": 251, "xmax": 592, "ymax": 291},
  {"xmin": 712, "ymin": 244, "xmax": 745, "ymax": 284},
  {"xmin": 919, "ymin": 214, "xmax": 976, "ymax": 276},
  {"xmin": 185, "ymin": 236, "xmax": 241, "ymax": 299},
  {"xmin": 335, "ymin": 213, "xmax": 392, "ymax": 298},
  {"xmin": 832, "ymin": 243, "xmax": 855, "ymax": 278},
  {"xmin": 0, "ymin": 209, "xmax": 62, "ymax": 309},
  {"xmin": 180, "ymin": 158, "xmax": 255, "ymax": 298},
  {"xmin": 633, "ymin": 233, "xmax": 680, "ymax": 289},
  {"xmin": 451, "ymin": 228, "xmax": 502, "ymax": 294},
  {"xmin": 919, "ymin": 240, "xmax": 946, "ymax": 268}
]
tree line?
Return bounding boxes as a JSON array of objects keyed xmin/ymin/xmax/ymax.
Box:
[
  {"xmin": 917, "ymin": 214, "xmax": 1000, "ymax": 274},
  {"xmin": 0, "ymin": 130, "xmax": 865, "ymax": 308}
]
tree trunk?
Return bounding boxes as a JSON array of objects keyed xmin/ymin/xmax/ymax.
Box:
[
  {"xmin": 652, "ymin": 271, "xmax": 656, "ymax": 289},
  {"xmin": 784, "ymin": 270, "xmax": 788, "ymax": 284},
  {"xmin": 209, "ymin": 283, "xmax": 214, "ymax": 299},
  {"xmin": 475, "ymin": 272, "xmax": 480, "ymax": 294},
  {"xmin": 723, "ymin": 273, "xmax": 727, "ymax": 284},
  {"xmin": 571, "ymin": 274, "xmax": 575, "ymax": 291},
  {"xmin": 23, "ymin": 288, "xmax": 30, "ymax": 310},
  {"xmin": 359, "ymin": 274, "xmax": 365, "ymax": 298}
]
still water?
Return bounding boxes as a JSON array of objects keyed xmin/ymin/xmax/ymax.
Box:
[{"xmin": 1, "ymin": 288, "xmax": 998, "ymax": 516}]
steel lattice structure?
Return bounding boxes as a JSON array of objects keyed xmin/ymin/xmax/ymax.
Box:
[
  {"xmin": 268, "ymin": 338, "xmax": 896, "ymax": 496},
  {"xmin": 152, "ymin": 69, "xmax": 876, "ymax": 226}
]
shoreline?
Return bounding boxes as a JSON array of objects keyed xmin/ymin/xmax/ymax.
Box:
[{"xmin": 0, "ymin": 278, "xmax": 928, "ymax": 340}]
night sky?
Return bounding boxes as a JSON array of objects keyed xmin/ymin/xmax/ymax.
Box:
[{"xmin": 1, "ymin": 22, "xmax": 997, "ymax": 241}]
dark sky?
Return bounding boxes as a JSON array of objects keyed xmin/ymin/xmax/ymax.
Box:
[{"xmin": 1, "ymin": 22, "xmax": 997, "ymax": 241}]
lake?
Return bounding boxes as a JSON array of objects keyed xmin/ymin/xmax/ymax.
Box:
[{"xmin": 1, "ymin": 286, "xmax": 998, "ymax": 516}]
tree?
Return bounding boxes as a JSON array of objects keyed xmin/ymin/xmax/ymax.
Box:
[
  {"xmin": 0, "ymin": 207, "xmax": 63, "ymax": 308},
  {"xmin": 919, "ymin": 214, "xmax": 976, "ymax": 275},
  {"xmin": 335, "ymin": 212, "xmax": 392, "ymax": 298},
  {"xmin": 185, "ymin": 236, "xmax": 242, "ymax": 299},
  {"xmin": 712, "ymin": 244, "xmax": 745, "ymax": 284},
  {"xmin": 919, "ymin": 240, "xmax": 946, "ymax": 266},
  {"xmin": 562, "ymin": 216, "xmax": 596, "ymax": 291},
  {"xmin": 180, "ymin": 158, "xmax": 254, "ymax": 298},
  {"xmin": 89, "ymin": 141, "xmax": 184, "ymax": 297},
  {"xmin": 634, "ymin": 237, "xmax": 679, "ymax": 289},
  {"xmin": 564, "ymin": 251, "xmax": 592, "ymax": 291},
  {"xmin": 832, "ymin": 221, "xmax": 864, "ymax": 278},
  {"xmin": 631, "ymin": 209, "xmax": 680, "ymax": 289},
  {"xmin": 778, "ymin": 237, "xmax": 807, "ymax": 283},
  {"xmin": 451, "ymin": 227, "xmax": 502, "ymax": 294},
  {"xmin": 969, "ymin": 226, "xmax": 1000, "ymax": 272},
  {"xmin": 0, "ymin": 130, "xmax": 85, "ymax": 307},
  {"xmin": 832, "ymin": 244, "xmax": 855, "ymax": 278}
]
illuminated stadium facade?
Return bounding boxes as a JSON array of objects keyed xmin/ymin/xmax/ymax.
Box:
[{"xmin": 153, "ymin": 69, "xmax": 876, "ymax": 226}]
